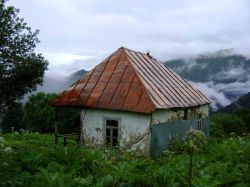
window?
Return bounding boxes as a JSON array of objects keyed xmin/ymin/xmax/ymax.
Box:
[
  {"xmin": 198, "ymin": 113, "xmax": 202, "ymax": 130},
  {"xmin": 105, "ymin": 119, "xmax": 119, "ymax": 146}
]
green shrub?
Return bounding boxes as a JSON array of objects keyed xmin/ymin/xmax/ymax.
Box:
[
  {"xmin": 1, "ymin": 133, "xmax": 250, "ymax": 186},
  {"xmin": 1, "ymin": 102, "xmax": 24, "ymax": 132},
  {"xmin": 211, "ymin": 113, "xmax": 247, "ymax": 137}
]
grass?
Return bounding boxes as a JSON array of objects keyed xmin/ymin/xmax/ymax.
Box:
[{"xmin": 1, "ymin": 133, "xmax": 250, "ymax": 187}]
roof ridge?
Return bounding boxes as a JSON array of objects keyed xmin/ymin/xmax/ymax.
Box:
[{"xmin": 120, "ymin": 47, "xmax": 151, "ymax": 57}]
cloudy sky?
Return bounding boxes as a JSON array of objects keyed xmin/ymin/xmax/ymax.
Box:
[{"xmin": 9, "ymin": 0, "xmax": 250, "ymax": 77}]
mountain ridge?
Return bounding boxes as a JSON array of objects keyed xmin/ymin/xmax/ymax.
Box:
[{"xmin": 164, "ymin": 51, "xmax": 250, "ymax": 110}]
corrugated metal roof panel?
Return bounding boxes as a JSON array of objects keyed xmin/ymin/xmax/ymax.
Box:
[{"xmin": 51, "ymin": 47, "xmax": 210, "ymax": 113}]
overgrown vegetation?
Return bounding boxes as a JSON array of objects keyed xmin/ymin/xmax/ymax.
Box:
[
  {"xmin": 1, "ymin": 92, "xmax": 80, "ymax": 133},
  {"xmin": 211, "ymin": 108, "xmax": 250, "ymax": 137},
  {"xmin": 1, "ymin": 133, "xmax": 250, "ymax": 187}
]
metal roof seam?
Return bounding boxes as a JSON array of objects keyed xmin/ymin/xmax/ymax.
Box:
[
  {"xmin": 74, "ymin": 70, "xmax": 95, "ymax": 105},
  {"xmin": 121, "ymin": 74, "xmax": 136, "ymax": 109},
  {"xmin": 127, "ymin": 50, "xmax": 170, "ymax": 107},
  {"xmin": 163, "ymin": 65, "xmax": 207, "ymax": 103},
  {"xmin": 95, "ymin": 50, "xmax": 123, "ymax": 107},
  {"xmin": 135, "ymin": 52, "xmax": 176, "ymax": 107},
  {"xmin": 138, "ymin": 52, "xmax": 188, "ymax": 107},
  {"xmin": 108, "ymin": 62, "xmax": 129, "ymax": 104},
  {"xmin": 66, "ymin": 71, "xmax": 94, "ymax": 105},
  {"xmin": 152, "ymin": 59, "xmax": 200, "ymax": 106},
  {"xmin": 124, "ymin": 49, "xmax": 158, "ymax": 109},
  {"xmin": 154, "ymin": 59, "xmax": 208, "ymax": 105},
  {"xmin": 163, "ymin": 63, "xmax": 210, "ymax": 103},
  {"xmin": 125, "ymin": 49, "xmax": 164, "ymax": 108}
]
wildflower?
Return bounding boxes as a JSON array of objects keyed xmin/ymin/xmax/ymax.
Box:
[
  {"xmin": 20, "ymin": 128, "xmax": 25, "ymax": 133},
  {"xmin": 4, "ymin": 147, "xmax": 13, "ymax": 153}
]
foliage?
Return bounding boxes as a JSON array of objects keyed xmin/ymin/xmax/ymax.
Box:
[
  {"xmin": 0, "ymin": 92, "xmax": 80, "ymax": 133},
  {"xmin": 185, "ymin": 130, "xmax": 207, "ymax": 154},
  {"xmin": 234, "ymin": 109, "xmax": 250, "ymax": 131},
  {"xmin": 0, "ymin": 0, "xmax": 48, "ymax": 113},
  {"xmin": 185, "ymin": 130, "xmax": 207, "ymax": 187},
  {"xmin": 23, "ymin": 92, "xmax": 57, "ymax": 133},
  {"xmin": 1, "ymin": 133, "xmax": 250, "ymax": 187},
  {"xmin": 211, "ymin": 113, "xmax": 247, "ymax": 137},
  {"xmin": 56, "ymin": 107, "xmax": 81, "ymax": 134},
  {"xmin": 1, "ymin": 102, "xmax": 24, "ymax": 132}
]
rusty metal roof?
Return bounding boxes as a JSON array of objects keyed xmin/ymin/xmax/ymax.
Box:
[{"xmin": 51, "ymin": 47, "xmax": 210, "ymax": 113}]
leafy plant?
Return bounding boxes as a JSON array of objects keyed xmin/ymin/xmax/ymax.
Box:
[
  {"xmin": 1, "ymin": 133, "xmax": 250, "ymax": 186},
  {"xmin": 185, "ymin": 130, "xmax": 207, "ymax": 187}
]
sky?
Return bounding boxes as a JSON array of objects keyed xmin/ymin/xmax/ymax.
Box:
[{"xmin": 9, "ymin": 0, "xmax": 250, "ymax": 77}]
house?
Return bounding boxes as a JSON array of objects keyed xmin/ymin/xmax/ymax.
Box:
[{"xmin": 51, "ymin": 47, "xmax": 210, "ymax": 157}]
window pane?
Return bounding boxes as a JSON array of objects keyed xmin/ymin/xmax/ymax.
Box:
[
  {"xmin": 113, "ymin": 128, "xmax": 118, "ymax": 137},
  {"xmin": 105, "ymin": 118, "xmax": 119, "ymax": 147},
  {"xmin": 106, "ymin": 120, "xmax": 118, "ymax": 127},
  {"xmin": 106, "ymin": 128, "xmax": 110, "ymax": 136},
  {"xmin": 113, "ymin": 137, "xmax": 118, "ymax": 146}
]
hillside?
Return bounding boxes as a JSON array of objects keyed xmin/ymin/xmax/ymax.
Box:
[
  {"xmin": 164, "ymin": 50, "xmax": 250, "ymax": 110},
  {"xmin": 68, "ymin": 69, "xmax": 88, "ymax": 84},
  {"xmin": 217, "ymin": 92, "xmax": 250, "ymax": 113},
  {"xmin": 34, "ymin": 69, "xmax": 87, "ymax": 94}
]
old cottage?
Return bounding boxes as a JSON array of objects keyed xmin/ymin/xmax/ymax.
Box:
[{"xmin": 51, "ymin": 47, "xmax": 210, "ymax": 157}]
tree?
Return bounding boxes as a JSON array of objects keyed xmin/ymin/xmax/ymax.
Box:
[
  {"xmin": 0, "ymin": 0, "xmax": 48, "ymax": 113},
  {"xmin": 24, "ymin": 92, "xmax": 56, "ymax": 133},
  {"xmin": 1, "ymin": 102, "xmax": 24, "ymax": 132},
  {"xmin": 23, "ymin": 92, "xmax": 80, "ymax": 133}
]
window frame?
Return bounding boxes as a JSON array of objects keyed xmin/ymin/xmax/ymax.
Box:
[{"xmin": 103, "ymin": 116, "xmax": 121, "ymax": 147}]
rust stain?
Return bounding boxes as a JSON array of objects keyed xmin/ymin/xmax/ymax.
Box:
[{"xmin": 51, "ymin": 47, "xmax": 210, "ymax": 113}]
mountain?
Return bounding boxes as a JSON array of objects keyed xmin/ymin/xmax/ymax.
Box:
[
  {"xmin": 164, "ymin": 50, "xmax": 250, "ymax": 110},
  {"xmin": 28, "ymin": 69, "xmax": 88, "ymax": 98},
  {"xmin": 217, "ymin": 92, "xmax": 250, "ymax": 113},
  {"xmin": 68, "ymin": 69, "xmax": 87, "ymax": 85},
  {"xmin": 34, "ymin": 49, "xmax": 250, "ymax": 111}
]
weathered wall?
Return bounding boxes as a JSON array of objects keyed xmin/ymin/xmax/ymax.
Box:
[
  {"xmin": 152, "ymin": 104, "xmax": 209, "ymax": 125},
  {"xmin": 150, "ymin": 118, "xmax": 210, "ymax": 157},
  {"xmin": 80, "ymin": 108, "xmax": 151, "ymax": 156},
  {"xmin": 80, "ymin": 105, "xmax": 210, "ymax": 157}
]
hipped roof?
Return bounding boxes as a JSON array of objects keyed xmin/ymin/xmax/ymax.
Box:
[{"xmin": 51, "ymin": 47, "xmax": 210, "ymax": 113}]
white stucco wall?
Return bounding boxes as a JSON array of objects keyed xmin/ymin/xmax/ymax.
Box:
[
  {"xmin": 80, "ymin": 108, "xmax": 151, "ymax": 155},
  {"xmin": 80, "ymin": 105, "xmax": 210, "ymax": 156},
  {"xmin": 152, "ymin": 104, "xmax": 209, "ymax": 125}
]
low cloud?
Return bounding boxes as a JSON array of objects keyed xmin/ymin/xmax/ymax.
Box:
[
  {"xmin": 190, "ymin": 80, "xmax": 250, "ymax": 110},
  {"xmin": 42, "ymin": 52, "xmax": 101, "ymax": 77},
  {"xmin": 190, "ymin": 81, "xmax": 231, "ymax": 110}
]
